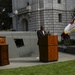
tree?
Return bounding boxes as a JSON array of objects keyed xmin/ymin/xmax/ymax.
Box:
[
  {"xmin": 0, "ymin": 0, "xmax": 12, "ymax": 30},
  {"xmin": 72, "ymin": 8, "xmax": 75, "ymax": 18}
]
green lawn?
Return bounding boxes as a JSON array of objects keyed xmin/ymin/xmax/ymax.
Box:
[{"xmin": 0, "ymin": 60, "xmax": 75, "ymax": 75}]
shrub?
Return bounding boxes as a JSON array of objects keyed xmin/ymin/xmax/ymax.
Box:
[{"xmin": 58, "ymin": 39, "xmax": 75, "ymax": 46}]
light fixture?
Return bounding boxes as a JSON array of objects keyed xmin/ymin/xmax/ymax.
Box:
[
  {"xmin": 14, "ymin": 10, "xmax": 18, "ymax": 31},
  {"xmin": 14, "ymin": 10, "xmax": 18, "ymax": 15}
]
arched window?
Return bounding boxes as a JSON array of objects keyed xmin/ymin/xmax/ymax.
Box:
[{"xmin": 21, "ymin": 18, "xmax": 28, "ymax": 31}]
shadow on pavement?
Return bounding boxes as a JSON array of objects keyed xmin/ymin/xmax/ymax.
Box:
[
  {"xmin": 10, "ymin": 59, "xmax": 40, "ymax": 63},
  {"xmin": 58, "ymin": 46, "xmax": 75, "ymax": 55}
]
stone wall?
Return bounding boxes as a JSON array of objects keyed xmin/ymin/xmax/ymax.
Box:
[
  {"xmin": 0, "ymin": 31, "xmax": 75, "ymax": 58},
  {"xmin": 0, "ymin": 31, "xmax": 39, "ymax": 58}
]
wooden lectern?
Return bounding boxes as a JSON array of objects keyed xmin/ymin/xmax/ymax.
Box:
[
  {"xmin": 0, "ymin": 36, "xmax": 6, "ymax": 45},
  {"xmin": 39, "ymin": 35, "xmax": 58, "ymax": 62},
  {"xmin": 0, "ymin": 36, "xmax": 9, "ymax": 66}
]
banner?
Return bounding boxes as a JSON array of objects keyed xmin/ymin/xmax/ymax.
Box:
[{"xmin": 64, "ymin": 19, "xmax": 75, "ymax": 34}]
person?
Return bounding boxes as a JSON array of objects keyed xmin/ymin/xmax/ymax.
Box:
[
  {"xmin": 61, "ymin": 32, "xmax": 70, "ymax": 46},
  {"xmin": 37, "ymin": 25, "xmax": 46, "ymax": 45},
  {"xmin": 37, "ymin": 25, "xmax": 47, "ymax": 61},
  {"xmin": 61, "ymin": 17, "xmax": 75, "ymax": 46}
]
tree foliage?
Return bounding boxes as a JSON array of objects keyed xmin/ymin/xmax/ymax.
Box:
[
  {"xmin": 72, "ymin": 8, "xmax": 75, "ymax": 18},
  {"xmin": 0, "ymin": 0, "xmax": 12, "ymax": 30}
]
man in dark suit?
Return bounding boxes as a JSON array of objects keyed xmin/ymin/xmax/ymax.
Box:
[
  {"xmin": 37, "ymin": 25, "xmax": 47, "ymax": 61},
  {"xmin": 37, "ymin": 25, "xmax": 46, "ymax": 45}
]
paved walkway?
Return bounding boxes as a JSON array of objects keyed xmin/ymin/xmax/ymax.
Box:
[{"xmin": 0, "ymin": 50, "xmax": 75, "ymax": 69}]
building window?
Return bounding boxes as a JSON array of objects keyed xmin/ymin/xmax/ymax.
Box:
[
  {"xmin": 58, "ymin": 14, "xmax": 62, "ymax": 22},
  {"xmin": 27, "ymin": 2, "xmax": 29, "ymax": 6},
  {"xmin": 58, "ymin": 0, "xmax": 61, "ymax": 3}
]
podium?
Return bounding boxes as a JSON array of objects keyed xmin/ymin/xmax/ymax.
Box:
[
  {"xmin": 0, "ymin": 36, "xmax": 9, "ymax": 66},
  {"xmin": 0, "ymin": 36, "xmax": 6, "ymax": 45},
  {"xmin": 39, "ymin": 35, "xmax": 58, "ymax": 62}
]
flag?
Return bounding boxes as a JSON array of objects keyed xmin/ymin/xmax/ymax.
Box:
[{"xmin": 64, "ymin": 18, "xmax": 75, "ymax": 34}]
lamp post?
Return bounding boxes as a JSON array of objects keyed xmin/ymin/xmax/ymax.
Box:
[
  {"xmin": 14, "ymin": 10, "xmax": 18, "ymax": 31},
  {"xmin": 26, "ymin": 3, "xmax": 31, "ymax": 17}
]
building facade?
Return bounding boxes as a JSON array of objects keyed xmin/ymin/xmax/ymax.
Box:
[{"xmin": 12, "ymin": 0, "xmax": 75, "ymax": 35}]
